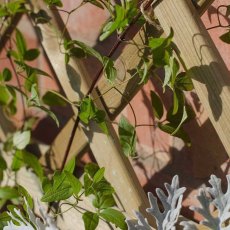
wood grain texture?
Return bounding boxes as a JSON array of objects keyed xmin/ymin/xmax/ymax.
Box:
[
  {"xmin": 155, "ymin": 0, "xmax": 230, "ymax": 157},
  {"xmin": 96, "ymin": 0, "xmax": 213, "ymax": 119},
  {"xmin": 49, "ymin": 0, "xmax": 213, "ymax": 168},
  {"xmin": 29, "ymin": 0, "xmax": 151, "ymax": 220}
]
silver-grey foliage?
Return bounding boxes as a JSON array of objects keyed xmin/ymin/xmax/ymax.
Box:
[
  {"xmin": 181, "ymin": 174, "xmax": 230, "ymax": 230},
  {"xmin": 126, "ymin": 175, "xmax": 186, "ymax": 230}
]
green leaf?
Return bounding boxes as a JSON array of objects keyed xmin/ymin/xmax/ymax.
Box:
[
  {"xmin": 149, "ymin": 28, "xmax": 174, "ymax": 67},
  {"xmin": 23, "ymin": 117, "xmax": 38, "ymax": 130},
  {"xmin": 69, "ymin": 47, "xmax": 86, "ymax": 58},
  {"xmin": 167, "ymin": 104, "xmax": 195, "ymax": 129},
  {"xmin": 84, "ymin": 174, "xmax": 93, "ymax": 196},
  {"xmin": 72, "ymin": 40, "xmax": 103, "ymax": 62},
  {"xmin": 22, "ymin": 150, "xmax": 44, "ymax": 179},
  {"xmin": 149, "ymin": 28, "xmax": 173, "ymax": 50},
  {"xmin": 97, "ymin": 120, "xmax": 109, "ymax": 135},
  {"xmin": 64, "ymin": 158, "xmax": 75, "ymax": 173},
  {"xmin": 175, "ymin": 72, "xmax": 194, "ymax": 91},
  {"xmin": 0, "ymin": 211, "xmax": 11, "ymax": 222},
  {"xmin": 36, "ymin": 105, "xmax": 60, "ymax": 127},
  {"xmin": 93, "ymin": 181, "xmax": 115, "ymax": 195},
  {"xmin": 44, "ymin": 0, "xmax": 63, "ymax": 7},
  {"xmin": 42, "ymin": 177, "xmax": 52, "ymax": 193},
  {"xmin": 6, "ymin": 0, "xmax": 26, "ymax": 15},
  {"xmin": 42, "ymin": 90, "xmax": 67, "ymax": 106},
  {"xmin": 151, "ymin": 90, "xmax": 163, "ymax": 120},
  {"xmin": 24, "ymin": 49, "xmax": 40, "ymax": 61},
  {"xmin": 138, "ymin": 60, "xmax": 150, "ymax": 84},
  {"xmin": 0, "ymin": 7, "xmax": 8, "ymax": 17},
  {"xmin": 84, "ymin": 163, "xmax": 100, "ymax": 178},
  {"xmin": 163, "ymin": 57, "xmax": 179, "ymax": 89},
  {"xmin": 93, "ymin": 110, "xmax": 108, "ymax": 135},
  {"xmin": 0, "ymin": 187, "xmax": 19, "ymax": 199},
  {"xmin": 25, "ymin": 73, "xmax": 37, "ymax": 92},
  {"xmin": 11, "ymin": 150, "xmax": 24, "ymax": 171},
  {"xmin": 15, "ymin": 61, "xmax": 51, "ymax": 77},
  {"xmin": 82, "ymin": 211, "xmax": 99, "ymax": 230},
  {"xmin": 65, "ymin": 53, "xmax": 70, "ymax": 64},
  {"xmin": 29, "ymin": 84, "xmax": 60, "ymax": 127},
  {"xmin": 158, "ymin": 122, "xmax": 191, "ymax": 146},
  {"xmin": 41, "ymin": 182, "xmax": 73, "ymax": 202},
  {"xmin": 220, "ymin": 30, "xmax": 230, "ymax": 44},
  {"xmin": 93, "ymin": 167, "xmax": 105, "ymax": 183},
  {"xmin": 64, "ymin": 171, "xmax": 82, "ymax": 196},
  {"xmin": 2, "ymin": 68, "xmax": 12, "ymax": 81},
  {"xmin": 118, "ymin": 116, "xmax": 137, "ymax": 157},
  {"xmin": 93, "ymin": 194, "xmax": 116, "ymax": 209},
  {"xmin": 3, "ymin": 135, "xmax": 14, "ymax": 152},
  {"xmin": 0, "ymin": 85, "xmax": 11, "ymax": 105},
  {"xmin": 79, "ymin": 97, "xmax": 95, "ymax": 124},
  {"xmin": 53, "ymin": 171, "xmax": 66, "ymax": 190},
  {"xmin": 99, "ymin": 5, "xmax": 125, "ymax": 41},
  {"xmin": 13, "ymin": 130, "xmax": 31, "ymax": 150},
  {"xmin": 99, "ymin": 208, "xmax": 127, "ymax": 230},
  {"xmin": 0, "ymin": 170, "xmax": 3, "ymax": 182},
  {"xmin": 171, "ymin": 106, "xmax": 188, "ymax": 135},
  {"xmin": 172, "ymin": 89, "xmax": 184, "ymax": 115},
  {"xmin": 28, "ymin": 83, "xmax": 40, "ymax": 106},
  {"xmin": 0, "ymin": 155, "xmax": 7, "ymax": 170},
  {"xmin": 18, "ymin": 185, "xmax": 34, "ymax": 209},
  {"xmin": 11, "ymin": 150, "xmax": 44, "ymax": 179},
  {"xmin": 15, "ymin": 29, "xmax": 26, "ymax": 57},
  {"xmin": 103, "ymin": 57, "xmax": 117, "ymax": 83}
]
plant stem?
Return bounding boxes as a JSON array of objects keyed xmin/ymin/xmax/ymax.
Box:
[{"xmin": 60, "ymin": 0, "xmax": 155, "ymax": 170}]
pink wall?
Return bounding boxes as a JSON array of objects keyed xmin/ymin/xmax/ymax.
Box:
[{"xmin": 0, "ymin": 0, "xmax": 229, "ymax": 221}]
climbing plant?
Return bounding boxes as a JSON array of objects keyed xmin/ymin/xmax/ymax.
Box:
[{"xmin": 0, "ymin": 0, "xmax": 229, "ymax": 229}]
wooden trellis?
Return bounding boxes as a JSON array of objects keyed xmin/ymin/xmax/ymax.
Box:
[{"xmin": 1, "ymin": 0, "xmax": 229, "ymax": 229}]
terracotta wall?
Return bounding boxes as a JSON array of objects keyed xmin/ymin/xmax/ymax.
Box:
[{"xmin": 0, "ymin": 0, "xmax": 230, "ymax": 221}]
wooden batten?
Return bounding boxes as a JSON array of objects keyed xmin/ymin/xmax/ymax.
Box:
[
  {"xmin": 48, "ymin": 0, "xmax": 215, "ymax": 167},
  {"xmin": 29, "ymin": 0, "xmax": 152, "ymax": 220},
  {"xmin": 197, "ymin": 0, "xmax": 215, "ymax": 15},
  {"xmin": 155, "ymin": 0, "xmax": 230, "ymax": 157}
]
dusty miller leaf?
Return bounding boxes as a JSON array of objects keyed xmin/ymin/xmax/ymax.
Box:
[
  {"xmin": 126, "ymin": 175, "xmax": 186, "ymax": 230},
  {"xmin": 181, "ymin": 175, "xmax": 230, "ymax": 230}
]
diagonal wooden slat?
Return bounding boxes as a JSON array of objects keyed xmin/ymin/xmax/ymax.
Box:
[
  {"xmin": 155, "ymin": 0, "xmax": 230, "ymax": 157},
  {"xmin": 0, "ymin": 0, "xmax": 217, "ymax": 228},
  {"xmin": 46, "ymin": 0, "xmax": 215, "ymax": 168},
  {"xmin": 198, "ymin": 0, "xmax": 215, "ymax": 15},
  {"xmin": 29, "ymin": 0, "xmax": 152, "ymax": 220}
]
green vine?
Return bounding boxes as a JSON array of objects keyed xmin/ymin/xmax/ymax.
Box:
[{"xmin": 0, "ymin": 0, "xmax": 225, "ymax": 229}]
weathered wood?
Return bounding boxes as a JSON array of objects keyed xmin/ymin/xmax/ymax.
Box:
[
  {"xmin": 29, "ymin": 0, "xmax": 151, "ymax": 219},
  {"xmin": 49, "ymin": 0, "xmax": 214, "ymax": 168},
  {"xmin": 154, "ymin": 0, "xmax": 230, "ymax": 157},
  {"xmin": 39, "ymin": 116, "xmax": 87, "ymax": 169},
  {"xmin": 197, "ymin": 0, "xmax": 215, "ymax": 15},
  {"xmin": 97, "ymin": 0, "xmax": 214, "ymax": 119}
]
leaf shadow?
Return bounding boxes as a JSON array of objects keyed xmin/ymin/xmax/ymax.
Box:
[
  {"xmin": 65, "ymin": 64, "xmax": 84, "ymax": 99},
  {"xmin": 141, "ymin": 116, "xmax": 229, "ymax": 220}
]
